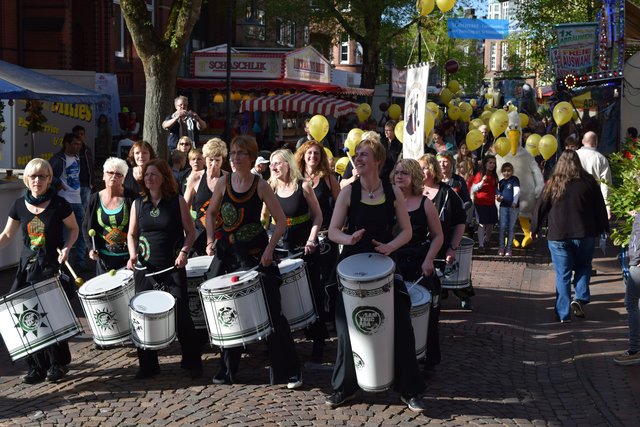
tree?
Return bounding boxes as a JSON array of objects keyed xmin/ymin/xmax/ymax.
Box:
[{"xmin": 120, "ymin": 0, "xmax": 203, "ymax": 159}]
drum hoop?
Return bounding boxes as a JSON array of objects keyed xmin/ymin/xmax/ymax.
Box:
[
  {"xmin": 201, "ymin": 277, "xmax": 261, "ymax": 300},
  {"xmin": 338, "ymin": 278, "xmax": 393, "ymax": 298}
]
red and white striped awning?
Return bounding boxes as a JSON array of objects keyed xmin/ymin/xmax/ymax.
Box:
[{"xmin": 240, "ymin": 93, "xmax": 358, "ymax": 118}]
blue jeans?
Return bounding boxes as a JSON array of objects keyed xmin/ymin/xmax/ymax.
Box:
[
  {"xmin": 498, "ymin": 206, "xmax": 519, "ymax": 250},
  {"xmin": 70, "ymin": 202, "xmax": 87, "ymax": 268},
  {"xmin": 625, "ymin": 266, "xmax": 640, "ymax": 352},
  {"xmin": 547, "ymin": 237, "xmax": 595, "ymax": 321}
]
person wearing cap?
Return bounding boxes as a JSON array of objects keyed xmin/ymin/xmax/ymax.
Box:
[{"xmin": 252, "ymin": 156, "xmax": 270, "ymax": 178}]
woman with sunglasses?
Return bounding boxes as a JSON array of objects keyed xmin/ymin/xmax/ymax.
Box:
[{"xmin": 84, "ymin": 157, "xmax": 133, "ymax": 275}]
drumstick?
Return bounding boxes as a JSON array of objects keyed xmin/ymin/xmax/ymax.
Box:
[
  {"xmin": 144, "ymin": 265, "xmax": 176, "ymax": 277},
  {"xmin": 236, "ymin": 251, "xmax": 305, "ymax": 283},
  {"xmin": 56, "ymin": 248, "xmax": 84, "ymax": 287},
  {"xmin": 407, "ymin": 275, "xmax": 425, "ymax": 292},
  {"xmin": 342, "ymin": 147, "xmax": 357, "ymax": 172},
  {"xmin": 88, "ymin": 229, "xmax": 96, "ymax": 252}
]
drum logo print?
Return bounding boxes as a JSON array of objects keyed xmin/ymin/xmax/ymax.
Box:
[
  {"xmin": 217, "ymin": 306, "xmax": 238, "ymax": 327},
  {"xmin": 12, "ymin": 303, "xmax": 48, "ymax": 337},
  {"xmin": 94, "ymin": 308, "xmax": 118, "ymax": 331},
  {"xmin": 352, "ymin": 351, "xmax": 365, "ymax": 370},
  {"xmin": 352, "ymin": 306, "xmax": 385, "ymax": 335}
]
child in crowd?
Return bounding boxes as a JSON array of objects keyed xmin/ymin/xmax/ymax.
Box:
[{"xmin": 496, "ymin": 162, "xmax": 520, "ymax": 257}]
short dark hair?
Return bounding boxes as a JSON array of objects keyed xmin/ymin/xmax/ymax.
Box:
[
  {"xmin": 72, "ymin": 125, "xmax": 85, "ymax": 134},
  {"xmin": 62, "ymin": 133, "xmax": 78, "ymax": 145},
  {"xmin": 501, "ymin": 162, "xmax": 513, "ymax": 172},
  {"xmin": 628, "ymin": 127, "xmax": 638, "ymax": 139}
]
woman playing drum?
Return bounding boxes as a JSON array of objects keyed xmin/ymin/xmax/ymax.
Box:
[
  {"xmin": 184, "ymin": 138, "xmax": 227, "ymax": 255},
  {"xmin": 84, "ymin": 157, "xmax": 133, "ymax": 275},
  {"xmin": 124, "ymin": 141, "xmax": 156, "ymax": 196},
  {"xmin": 325, "ymin": 137, "xmax": 428, "ymax": 412},
  {"xmin": 126, "ymin": 159, "xmax": 202, "ymax": 379},
  {"xmin": 0, "ymin": 158, "xmax": 79, "ymax": 384},
  {"xmin": 266, "ymin": 148, "xmax": 326, "ymax": 362},
  {"xmin": 205, "ymin": 135, "xmax": 302, "ymax": 388}
]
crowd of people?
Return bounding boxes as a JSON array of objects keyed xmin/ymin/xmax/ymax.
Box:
[{"xmin": 1, "ymin": 95, "xmax": 640, "ymax": 415}]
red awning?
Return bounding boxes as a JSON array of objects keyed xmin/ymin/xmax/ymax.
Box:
[
  {"xmin": 176, "ymin": 77, "xmax": 373, "ymax": 96},
  {"xmin": 240, "ymin": 93, "xmax": 359, "ymax": 118}
]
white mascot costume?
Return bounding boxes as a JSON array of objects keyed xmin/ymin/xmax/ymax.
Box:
[{"xmin": 496, "ymin": 110, "xmax": 544, "ymax": 247}]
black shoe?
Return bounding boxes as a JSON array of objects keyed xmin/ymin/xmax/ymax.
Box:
[
  {"xmin": 134, "ymin": 366, "xmax": 160, "ymax": 379},
  {"xmin": 23, "ymin": 368, "xmax": 46, "ymax": 384},
  {"xmin": 401, "ymin": 394, "xmax": 428, "ymax": 412},
  {"xmin": 325, "ymin": 390, "xmax": 357, "ymax": 408},
  {"xmin": 571, "ymin": 300, "xmax": 585, "ymax": 318},
  {"xmin": 46, "ymin": 365, "xmax": 68, "ymax": 382},
  {"xmin": 212, "ymin": 370, "xmax": 232, "ymax": 385}
]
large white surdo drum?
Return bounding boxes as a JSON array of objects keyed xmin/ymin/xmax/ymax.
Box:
[
  {"xmin": 199, "ymin": 271, "xmax": 272, "ymax": 348},
  {"xmin": 78, "ymin": 269, "xmax": 135, "ymax": 346},
  {"xmin": 0, "ymin": 277, "xmax": 83, "ymax": 361},
  {"xmin": 185, "ymin": 256, "xmax": 213, "ymax": 330},
  {"xmin": 407, "ymin": 284, "xmax": 431, "ymax": 360},
  {"xmin": 278, "ymin": 258, "xmax": 317, "ymax": 331},
  {"xmin": 441, "ymin": 236, "xmax": 474, "ymax": 289},
  {"xmin": 129, "ymin": 290, "xmax": 176, "ymax": 350},
  {"xmin": 337, "ymin": 253, "xmax": 395, "ymax": 392}
]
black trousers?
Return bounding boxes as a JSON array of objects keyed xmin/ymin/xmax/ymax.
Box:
[
  {"xmin": 331, "ymin": 275, "xmax": 425, "ymax": 396},
  {"xmin": 133, "ymin": 267, "xmax": 202, "ymax": 374}
]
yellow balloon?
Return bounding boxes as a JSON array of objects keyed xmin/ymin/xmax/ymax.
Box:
[
  {"xmin": 539, "ymin": 134, "xmax": 558, "ymax": 160},
  {"xmin": 470, "ymin": 118, "xmax": 484, "ymax": 130},
  {"xmin": 484, "ymin": 92, "xmax": 493, "ymax": 100},
  {"xmin": 459, "ymin": 102, "xmax": 472, "ymax": 121},
  {"xmin": 426, "ymin": 102, "xmax": 440, "ymax": 116},
  {"xmin": 344, "ymin": 138, "xmax": 358, "ymax": 157},
  {"xmin": 525, "ymin": 134, "xmax": 541, "ymax": 157},
  {"xmin": 552, "ymin": 101, "xmax": 573, "ymax": 126},
  {"xmin": 494, "ymin": 137, "xmax": 510, "ymax": 157},
  {"xmin": 424, "ymin": 110, "xmax": 435, "ymax": 135},
  {"xmin": 388, "ymin": 103, "xmax": 402, "ymax": 120},
  {"xmin": 470, "ymin": 99, "xmax": 477, "ymax": 107},
  {"xmin": 356, "ymin": 103, "xmax": 372, "ymax": 122},
  {"xmin": 324, "ymin": 147, "xmax": 333, "ymax": 159},
  {"xmin": 489, "ymin": 110, "xmax": 509, "ymax": 138},
  {"xmin": 437, "ymin": 109, "xmax": 444, "ymax": 121},
  {"xmin": 436, "ymin": 0, "xmax": 456, "ymax": 13},
  {"xmin": 484, "ymin": 103, "xmax": 493, "ymax": 111},
  {"xmin": 417, "ymin": 0, "xmax": 435, "ymax": 16},
  {"xmin": 395, "ymin": 121, "xmax": 405, "ymax": 143},
  {"xmin": 480, "ymin": 110, "xmax": 492, "ymax": 125},
  {"xmin": 447, "ymin": 105, "xmax": 461, "ymax": 121},
  {"xmin": 508, "ymin": 104, "xmax": 518, "ymax": 112},
  {"xmin": 335, "ymin": 157, "xmax": 349, "ymax": 176},
  {"xmin": 519, "ymin": 113, "xmax": 529, "ymax": 129},
  {"xmin": 447, "ymin": 80, "xmax": 460, "ymax": 94},
  {"xmin": 308, "ymin": 115, "xmax": 329, "ymax": 142},
  {"xmin": 345, "ymin": 128, "xmax": 363, "ymax": 156},
  {"xmin": 466, "ymin": 129, "xmax": 484, "ymax": 151},
  {"xmin": 440, "ymin": 88, "xmax": 453, "ymax": 105}
]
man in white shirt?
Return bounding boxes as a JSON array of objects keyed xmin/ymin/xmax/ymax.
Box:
[{"xmin": 577, "ymin": 131, "xmax": 612, "ymax": 219}]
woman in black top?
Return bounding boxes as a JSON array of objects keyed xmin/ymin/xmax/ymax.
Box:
[
  {"xmin": 326, "ymin": 138, "xmax": 427, "ymax": 412},
  {"xmin": 0, "ymin": 158, "xmax": 78, "ymax": 384},
  {"xmin": 267, "ymin": 148, "xmax": 326, "ymax": 362},
  {"xmin": 205, "ymin": 135, "xmax": 302, "ymax": 388},
  {"xmin": 123, "ymin": 141, "xmax": 156, "ymax": 197},
  {"xmin": 84, "ymin": 157, "xmax": 133, "ymax": 274},
  {"xmin": 126, "ymin": 159, "xmax": 202, "ymax": 379}
]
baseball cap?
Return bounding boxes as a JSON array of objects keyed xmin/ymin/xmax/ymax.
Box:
[{"xmin": 255, "ymin": 156, "xmax": 269, "ymax": 166}]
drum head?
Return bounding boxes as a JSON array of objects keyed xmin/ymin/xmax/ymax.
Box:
[
  {"xmin": 407, "ymin": 284, "xmax": 431, "ymax": 306},
  {"xmin": 278, "ymin": 258, "xmax": 303, "ymax": 275},
  {"xmin": 186, "ymin": 256, "xmax": 214, "ymax": 278},
  {"xmin": 460, "ymin": 236, "xmax": 475, "ymax": 247},
  {"xmin": 79, "ymin": 269, "xmax": 133, "ymax": 296},
  {"xmin": 337, "ymin": 253, "xmax": 395, "ymax": 282},
  {"xmin": 130, "ymin": 290, "xmax": 175, "ymax": 314},
  {"xmin": 201, "ymin": 271, "xmax": 259, "ymax": 291}
]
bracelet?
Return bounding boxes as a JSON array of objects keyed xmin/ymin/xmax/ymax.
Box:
[
  {"xmin": 207, "ymin": 242, "xmax": 215, "ymax": 247},
  {"xmin": 180, "ymin": 250, "xmax": 189, "ymax": 255}
]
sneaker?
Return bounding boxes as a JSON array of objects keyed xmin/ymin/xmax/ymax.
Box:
[
  {"xmin": 559, "ymin": 319, "xmax": 572, "ymax": 323},
  {"xmin": 571, "ymin": 300, "xmax": 585, "ymax": 318},
  {"xmin": 46, "ymin": 364, "xmax": 68, "ymax": 382},
  {"xmin": 505, "ymin": 251, "xmax": 512, "ymax": 257},
  {"xmin": 401, "ymin": 394, "xmax": 428, "ymax": 413},
  {"xmin": 23, "ymin": 368, "xmax": 46, "ymax": 384},
  {"xmin": 287, "ymin": 373, "xmax": 303, "ymax": 389},
  {"xmin": 325, "ymin": 390, "xmax": 358, "ymax": 408},
  {"xmin": 613, "ymin": 350, "xmax": 640, "ymax": 366},
  {"xmin": 212, "ymin": 370, "xmax": 232, "ymax": 385},
  {"xmin": 497, "ymin": 249, "xmax": 504, "ymax": 256},
  {"xmin": 460, "ymin": 299, "xmax": 473, "ymax": 311}
]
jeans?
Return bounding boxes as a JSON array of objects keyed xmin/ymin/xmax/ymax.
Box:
[
  {"xmin": 625, "ymin": 266, "xmax": 640, "ymax": 352},
  {"xmin": 498, "ymin": 206, "xmax": 519, "ymax": 250},
  {"xmin": 547, "ymin": 237, "xmax": 595, "ymax": 321},
  {"xmin": 70, "ymin": 202, "xmax": 87, "ymax": 268}
]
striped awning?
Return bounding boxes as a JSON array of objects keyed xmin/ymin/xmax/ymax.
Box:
[{"xmin": 240, "ymin": 93, "xmax": 358, "ymax": 118}]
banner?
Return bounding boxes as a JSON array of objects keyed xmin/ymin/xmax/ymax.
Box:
[
  {"xmin": 448, "ymin": 19, "xmax": 509, "ymax": 40},
  {"xmin": 552, "ymin": 22, "xmax": 598, "ymax": 77},
  {"xmin": 402, "ymin": 64, "xmax": 429, "ymax": 160}
]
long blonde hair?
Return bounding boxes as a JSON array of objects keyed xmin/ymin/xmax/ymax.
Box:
[{"xmin": 268, "ymin": 149, "xmax": 303, "ymax": 191}]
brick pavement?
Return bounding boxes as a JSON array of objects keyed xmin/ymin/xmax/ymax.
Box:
[{"xmin": 0, "ymin": 247, "xmax": 639, "ymax": 426}]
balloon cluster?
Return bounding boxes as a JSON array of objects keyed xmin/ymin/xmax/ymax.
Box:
[
  {"xmin": 417, "ymin": 0, "xmax": 457, "ymax": 14},
  {"xmin": 525, "ymin": 134, "xmax": 557, "ymax": 160}
]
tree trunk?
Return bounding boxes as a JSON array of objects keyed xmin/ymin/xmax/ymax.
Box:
[{"xmin": 360, "ymin": 43, "xmax": 381, "ymax": 89}]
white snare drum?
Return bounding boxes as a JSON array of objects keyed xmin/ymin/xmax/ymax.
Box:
[
  {"xmin": 0, "ymin": 277, "xmax": 82, "ymax": 361},
  {"xmin": 186, "ymin": 256, "xmax": 213, "ymax": 330},
  {"xmin": 199, "ymin": 271, "xmax": 271, "ymax": 348},
  {"xmin": 129, "ymin": 290, "xmax": 176, "ymax": 350},
  {"xmin": 441, "ymin": 236, "xmax": 474, "ymax": 289},
  {"xmin": 279, "ymin": 259, "xmax": 317, "ymax": 331},
  {"xmin": 78, "ymin": 269, "xmax": 135, "ymax": 346},
  {"xmin": 337, "ymin": 253, "xmax": 395, "ymax": 392},
  {"xmin": 407, "ymin": 283, "xmax": 431, "ymax": 360}
]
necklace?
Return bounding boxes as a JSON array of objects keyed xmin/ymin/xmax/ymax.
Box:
[
  {"xmin": 305, "ymin": 171, "xmax": 316, "ymax": 185},
  {"xmin": 361, "ymin": 180, "xmax": 382, "ymax": 199}
]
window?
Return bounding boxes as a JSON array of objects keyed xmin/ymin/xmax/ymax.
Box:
[
  {"xmin": 245, "ymin": 6, "xmax": 266, "ymax": 40},
  {"xmin": 113, "ymin": 0, "xmax": 155, "ymax": 58},
  {"xmin": 276, "ymin": 19, "xmax": 295, "ymax": 47},
  {"xmin": 340, "ymin": 33, "xmax": 349, "ymax": 64},
  {"xmin": 490, "ymin": 43, "xmax": 497, "ymax": 71},
  {"xmin": 303, "ymin": 26, "xmax": 310, "ymax": 45},
  {"xmin": 501, "ymin": 43, "xmax": 508, "ymax": 70}
]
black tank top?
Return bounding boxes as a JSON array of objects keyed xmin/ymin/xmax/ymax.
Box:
[
  {"xmin": 192, "ymin": 171, "xmax": 213, "ymax": 231},
  {"xmin": 219, "ymin": 173, "xmax": 268, "ymax": 257},
  {"xmin": 407, "ymin": 196, "xmax": 429, "ymax": 248},
  {"xmin": 276, "ymin": 180, "xmax": 311, "ymax": 249},
  {"xmin": 313, "ymin": 177, "xmax": 333, "ymax": 228},
  {"xmin": 136, "ymin": 195, "xmax": 184, "ymax": 269}
]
